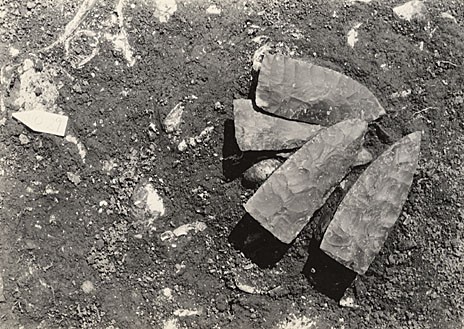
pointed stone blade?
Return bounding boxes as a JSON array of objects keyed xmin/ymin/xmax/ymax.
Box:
[
  {"xmin": 320, "ymin": 132, "xmax": 422, "ymax": 274},
  {"xmin": 244, "ymin": 119, "xmax": 368, "ymax": 244},
  {"xmin": 234, "ymin": 99, "xmax": 321, "ymax": 151},
  {"xmin": 256, "ymin": 54, "xmax": 386, "ymax": 126},
  {"xmin": 12, "ymin": 110, "xmax": 68, "ymax": 136}
]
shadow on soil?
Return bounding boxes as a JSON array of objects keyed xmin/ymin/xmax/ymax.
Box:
[
  {"xmin": 303, "ymin": 238, "xmax": 357, "ymax": 301},
  {"xmin": 228, "ymin": 213, "xmax": 291, "ymax": 268}
]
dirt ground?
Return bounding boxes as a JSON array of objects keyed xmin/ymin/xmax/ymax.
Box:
[{"xmin": 0, "ymin": 0, "xmax": 463, "ymax": 328}]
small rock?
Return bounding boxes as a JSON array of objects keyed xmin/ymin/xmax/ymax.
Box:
[
  {"xmin": 163, "ymin": 102, "xmax": 184, "ymax": 134},
  {"xmin": 172, "ymin": 221, "xmax": 207, "ymax": 237},
  {"xmin": 214, "ymin": 101, "xmax": 224, "ymax": 111},
  {"xmin": 354, "ymin": 147, "xmax": 373, "ymax": 166},
  {"xmin": 242, "ymin": 159, "xmax": 282, "ymax": 187},
  {"xmin": 81, "ymin": 280, "xmax": 95, "ymax": 293},
  {"xmin": 347, "ymin": 23, "xmax": 362, "ymax": 48},
  {"xmin": 67, "ymin": 172, "xmax": 81, "ymax": 185},
  {"xmin": 26, "ymin": 1, "xmax": 36, "ymax": 10},
  {"xmin": 177, "ymin": 139, "xmax": 188, "ymax": 152},
  {"xmin": 236, "ymin": 281, "xmax": 257, "ymax": 294},
  {"xmin": 162, "ymin": 287, "xmax": 173, "ymax": 299},
  {"xmin": 19, "ymin": 134, "xmax": 30, "ymax": 145},
  {"xmin": 34, "ymin": 87, "xmax": 42, "ymax": 96},
  {"xmin": 339, "ymin": 295, "xmax": 359, "ymax": 308},
  {"xmin": 173, "ymin": 308, "xmax": 202, "ymax": 317},
  {"xmin": 393, "ymin": 0, "xmax": 426, "ymax": 21},
  {"xmin": 440, "ymin": 12, "xmax": 457, "ymax": 24},
  {"xmin": 206, "ymin": 5, "xmax": 221, "ymax": 15},
  {"xmin": 131, "ymin": 182, "xmax": 166, "ymax": 220}
]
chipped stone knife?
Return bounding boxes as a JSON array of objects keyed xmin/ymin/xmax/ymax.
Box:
[
  {"xmin": 256, "ymin": 53, "xmax": 386, "ymax": 126},
  {"xmin": 244, "ymin": 119, "xmax": 368, "ymax": 244},
  {"xmin": 320, "ymin": 132, "xmax": 422, "ymax": 274}
]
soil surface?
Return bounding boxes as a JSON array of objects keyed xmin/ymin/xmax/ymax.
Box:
[{"xmin": 1, "ymin": 0, "xmax": 463, "ymax": 328}]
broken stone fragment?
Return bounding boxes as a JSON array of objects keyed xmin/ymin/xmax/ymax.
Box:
[
  {"xmin": 244, "ymin": 119, "xmax": 368, "ymax": 244},
  {"xmin": 393, "ymin": 0, "xmax": 426, "ymax": 21},
  {"xmin": 131, "ymin": 181, "xmax": 166, "ymax": 221},
  {"xmin": 354, "ymin": 147, "xmax": 373, "ymax": 166},
  {"xmin": 320, "ymin": 132, "xmax": 421, "ymax": 274},
  {"xmin": 255, "ymin": 54, "xmax": 385, "ymax": 126},
  {"xmin": 162, "ymin": 102, "xmax": 184, "ymax": 134},
  {"xmin": 242, "ymin": 159, "xmax": 282, "ymax": 187},
  {"xmin": 234, "ymin": 99, "xmax": 321, "ymax": 151}
]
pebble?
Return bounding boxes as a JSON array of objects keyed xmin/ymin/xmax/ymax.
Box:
[
  {"xmin": 67, "ymin": 172, "xmax": 81, "ymax": 185},
  {"xmin": 19, "ymin": 133, "xmax": 30, "ymax": 145},
  {"xmin": 215, "ymin": 294, "xmax": 229, "ymax": 312},
  {"xmin": 162, "ymin": 102, "xmax": 184, "ymax": 135},
  {"xmin": 26, "ymin": 1, "xmax": 36, "ymax": 10},
  {"xmin": 242, "ymin": 159, "xmax": 282, "ymax": 187},
  {"xmin": 81, "ymin": 280, "xmax": 95, "ymax": 293},
  {"xmin": 393, "ymin": 0, "xmax": 426, "ymax": 21},
  {"xmin": 177, "ymin": 139, "xmax": 187, "ymax": 152}
]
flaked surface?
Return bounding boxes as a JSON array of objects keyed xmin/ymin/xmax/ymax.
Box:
[
  {"xmin": 244, "ymin": 119, "xmax": 368, "ymax": 244},
  {"xmin": 234, "ymin": 99, "xmax": 321, "ymax": 151},
  {"xmin": 320, "ymin": 132, "xmax": 422, "ymax": 274},
  {"xmin": 256, "ymin": 54, "xmax": 386, "ymax": 126}
]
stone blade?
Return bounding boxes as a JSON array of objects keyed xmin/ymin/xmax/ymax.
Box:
[
  {"xmin": 320, "ymin": 132, "xmax": 421, "ymax": 274},
  {"xmin": 234, "ymin": 99, "xmax": 321, "ymax": 151},
  {"xmin": 244, "ymin": 119, "xmax": 368, "ymax": 244},
  {"xmin": 256, "ymin": 54, "xmax": 386, "ymax": 126}
]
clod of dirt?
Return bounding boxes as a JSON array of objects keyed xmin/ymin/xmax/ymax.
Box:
[
  {"xmin": 163, "ymin": 102, "xmax": 184, "ymax": 135},
  {"xmin": 393, "ymin": 0, "xmax": 426, "ymax": 21},
  {"xmin": 242, "ymin": 159, "xmax": 282, "ymax": 188},
  {"xmin": 81, "ymin": 280, "xmax": 95, "ymax": 294}
]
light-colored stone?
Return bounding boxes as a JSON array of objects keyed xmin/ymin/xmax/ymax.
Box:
[
  {"xmin": 347, "ymin": 23, "xmax": 362, "ymax": 48},
  {"xmin": 393, "ymin": 0, "xmax": 426, "ymax": 21},
  {"xmin": 256, "ymin": 54, "xmax": 385, "ymax": 126},
  {"xmin": 242, "ymin": 159, "xmax": 282, "ymax": 186},
  {"xmin": 131, "ymin": 182, "xmax": 165, "ymax": 220},
  {"xmin": 320, "ymin": 132, "xmax": 421, "ymax": 274},
  {"xmin": 81, "ymin": 280, "xmax": 95, "ymax": 294},
  {"xmin": 244, "ymin": 119, "xmax": 368, "ymax": 244},
  {"xmin": 163, "ymin": 103, "xmax": 184, "ymax": 134},
  {"xmin": 234, "ymin": 99, "xmax": 321, "ymax": 151}
]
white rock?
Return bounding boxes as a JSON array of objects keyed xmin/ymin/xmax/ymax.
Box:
[
  {"xmin": 172, "ymin": 221, "xmax": 207, "ymax": 237},
  {"xmin": 206, "ymin": 5, "xmax": 221, "ymax": 15},
  {"xmin": 162, "ymin": 287, "xmax": 173, "ymax": 299},
  {"xmin": 162, "ymin": 103, "xmax": 184, "ymax": 134},
  {"xmin": 19, "ymin": 133, "xmax": 30, "ymax": 145},
  {"xmin": 339, "ymin": 295, "xmax": 360, "ymax": 308},
  {"xmin": 177, "ymin": 139, "xmax": 188, "ymax": 152},
  {"xmin": 132, "ymin": 182, "xmax": 166, "ymax": 219},
  {"xmin": 347, "ymin": 23, "xmax": 362, "ymax": 48},
  {"xmin": 153, "ymin": 0, "xmax": 177, "ymax": 23},
  {"xmin": 440, "ymin": 12, "xmax": 457, "ymax": 24},
  {"xmin": 173, "ymin": 308, "xmax": 202, "ymax": 317},
  {"xmin": 81, "ymin": 280, "xmax": 95, "ymax": 293},
  {"xmin": 393, "ymin": 0, "xmax": 426, "ymax": 21}
]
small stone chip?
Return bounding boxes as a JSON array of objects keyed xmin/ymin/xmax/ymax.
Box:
[{"xmin": 81, "ymin": 280, "xmax": 95, "ymax": 294}]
